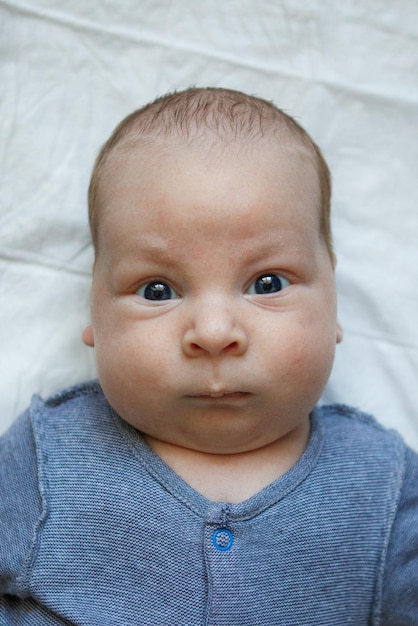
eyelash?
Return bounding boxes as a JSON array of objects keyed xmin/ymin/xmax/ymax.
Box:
[{"xmin": 136, "ymin": 273, "xmax": 290, "ymax": 302}]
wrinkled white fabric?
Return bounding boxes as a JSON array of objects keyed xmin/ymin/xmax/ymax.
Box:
[{"xmin": 1, "ymin": 0, "xmax": 418, "ymax": 447}]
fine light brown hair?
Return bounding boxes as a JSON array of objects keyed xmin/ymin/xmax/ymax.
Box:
[{"xmin": 88, "ymin": 87, "xmax": 332, "ymax": 256}]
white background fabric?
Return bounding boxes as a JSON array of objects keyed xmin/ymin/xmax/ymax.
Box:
[{"xmin": 1, "ymin": 0, "xmax": 418, "ymax": 448}]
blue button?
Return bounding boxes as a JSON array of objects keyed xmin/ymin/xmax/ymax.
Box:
[{"xmin": 212, "ymin": 528, "xmax": 233, "ymax": 551}]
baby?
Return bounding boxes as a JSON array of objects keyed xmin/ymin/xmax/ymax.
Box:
[{"xmin": 1, "ymin": 87, "xmax": 417, "ymax": 625}]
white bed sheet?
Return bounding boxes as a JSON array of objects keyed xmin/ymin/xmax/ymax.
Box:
[{"xmin": 1, "ymin": 0, "xmax": 418, "ymax": 448}]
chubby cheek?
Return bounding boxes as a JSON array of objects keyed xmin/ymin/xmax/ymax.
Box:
[
  {"xmin": 290, "ymin": 331, "xmax": 334, "ymax": 385},
  {"xmin": 270, "ymin": 310, "xmax": 337, "ymax": 397},
  {"xmin": 93, "ymin": 323, "xmax": 174, "ymax": 418}
]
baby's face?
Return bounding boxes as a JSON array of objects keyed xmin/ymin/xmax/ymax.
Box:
[{"xmin": 84, "ymin": 138, "xmax": 340, "ymax": 455}]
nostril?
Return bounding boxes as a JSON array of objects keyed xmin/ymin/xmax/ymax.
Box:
[{"xmin": 185, "ymin": 337, "xmax": 245, "ymax": 358}]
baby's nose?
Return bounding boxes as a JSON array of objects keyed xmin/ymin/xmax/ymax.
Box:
[{"xmin": 182, "ymin": 299, "xmax": 248, "ymax": 358}]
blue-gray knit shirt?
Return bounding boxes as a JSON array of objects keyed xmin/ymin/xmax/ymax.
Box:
[{"xmin": 1, "ymin": 381, "xmax": 418, "ymax": 624}]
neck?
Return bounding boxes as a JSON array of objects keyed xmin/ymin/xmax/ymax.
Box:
[{"xmin": 144, "ymin": 420, "xmax": 310, "ymax": 503}]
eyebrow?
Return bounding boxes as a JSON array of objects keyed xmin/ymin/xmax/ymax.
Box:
[
  {"xmin": 119, "ymin": 232, "xmax": 313, "ymax": 265},
  {"xmin": 124, "ymin": 236, "xmax": 181, "ymax": 259}
]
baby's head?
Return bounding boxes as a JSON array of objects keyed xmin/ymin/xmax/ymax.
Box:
[
  {"xmin": 88, "ymin": 87, "xmax": 333, "ymax": 259},
  {"xmin": 83, "ymin": 87, "xmax": 342, "ymax": 456}
]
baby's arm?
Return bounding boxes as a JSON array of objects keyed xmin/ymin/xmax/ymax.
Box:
[
  {"xmin": 380, "ymin": 446, "xmax": 418, "ymax": 623},
  {"xmin": 0, "ymin": 410, "xmax": 43, "ymax": 597}
]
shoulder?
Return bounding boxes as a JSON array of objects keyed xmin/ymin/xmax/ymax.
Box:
[
  {"xmin": 314, "ymin": 403, "xmax": 410, "ymax": 506},
  {"xmin": 314, "ymin": 402, "xmax": 407, "ymax": 459},
  {"xmin": 0, "ymin": 381, "xmax": 107, "ymax": 594},
  {"xmin": 26, "ymin": 380, "xmax": 113, "ymax": 449},
  {"xmin": 34, "ymin": 379, "xmax": 106, "ymax": 416},
  {"xmin": 310, "ymin": 403, "xmax": 409, "ymax": 514}
]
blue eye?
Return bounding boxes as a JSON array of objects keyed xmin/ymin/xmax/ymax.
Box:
[
  {"xmin": 247, "ymin": 273, "xmax": 289, "ymax": 295},
  {"xmin": 137, "ymin": 281, "xmax": 178, "ymax": 301}
]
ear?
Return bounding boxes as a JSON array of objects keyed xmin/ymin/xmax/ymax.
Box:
[
  {"xmin": 336, "ymin": 322, "xmax": 343, "ymax": 344},
  {"xmin": 331, "ymin": 254, "xmax": 343, "ymax": 343},
  {"xmin": 82, "ymin": 325, "xmax": 95, "ymax": 347}
]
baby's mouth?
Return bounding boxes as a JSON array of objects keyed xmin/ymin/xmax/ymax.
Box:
[{"xmin": 188, "ymin": 391, "xmax": 251, "ymax": 401}]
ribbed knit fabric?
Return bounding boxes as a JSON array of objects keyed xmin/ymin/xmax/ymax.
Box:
[{"xmin": 1, "ymin": 382, "xmax": 418, "ymax": 625}]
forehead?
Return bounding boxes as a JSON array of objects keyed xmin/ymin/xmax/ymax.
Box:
[{"xmin": 95, "ymin": 135, "xmax": 322, "ymax": 253}]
